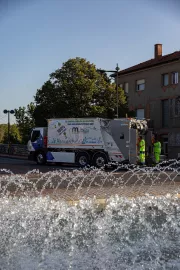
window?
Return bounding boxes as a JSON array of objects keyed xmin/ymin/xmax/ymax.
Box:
[
  {"xmin": 120, "ymin": 133, "xmax": 124, "ymax": 139},
  {"xmin": 136, "ymin": 79, "xmax": 145, "ymax": 91},
  {"xmin": 162, "ymin": 99, "xmax": 169, "ymax": 127},
  {"xmin": 119, "ymin": 84, "xmax": 123, "ymax": 89},
  {"xmin": 170, "ymin": 98, "xmax": 173, "ymax": 118},
  {"xmin": 162, "ymin": 74, "xmax": 169, "ymax": 86},
  {"xmin": 124, "ymin": 82, "xmax": 129, "ymax": 93},
  {"xmin": 169, "ymin": 97, "xmax": 180, "ymax": 118},
  {"xmin": 162, "ymin": 137, "xmax": 168, "ymax": 155},
  {"xmin": 174, "ymin": 97, "xmax": 180, "ymax": 116},
  {"xmin": 171, "ymin": 72, "xmax": 178, "ymax": 84},
  {"xmin": 136, "ymin": 109, "xmax": 144, "ymax": 119},
  {"xmin": 31, "ymin": 130, "xmax": 40, "ymax": 142},
  {"xmin": 175, "ymin": 98, "xmax": 179, "ymax": 116}
]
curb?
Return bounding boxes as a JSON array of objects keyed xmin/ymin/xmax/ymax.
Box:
[
  {"xmin": 65, "ymin": 195, "xmax": 180, "ymax": 208},
  {"xmin": 0, "ymin": 154, "xmax": 28, "ymax": 160},
  {"xmin": 67, "ymin": 198, "xmax": 107, "ymax": 207}
]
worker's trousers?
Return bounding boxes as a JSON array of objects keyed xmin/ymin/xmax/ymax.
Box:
[
  {"xmin": 154, "ymin": 152, "xmax": 160, "ymax": 164},
  {"xmin": 139, "ymin": 151, "xmax": 145, "ymax": 165}
]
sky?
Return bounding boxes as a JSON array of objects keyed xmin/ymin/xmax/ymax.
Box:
[{"xmin": 0, "ymin": 0, "xmax": 180, "ymax": 124}]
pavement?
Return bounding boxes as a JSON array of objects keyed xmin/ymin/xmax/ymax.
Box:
[
  {"xmin": 1, "ymin": 154, "xmax": 180, "ymax": 203},
  {"xmin": 0, "ymin": 154, "xmax": 180, "ymax": 175},
  {"xmin": 0, "ymin": 159, "xmax": 180, "ymax": 203},
  {"xmin": 0, "ymin": 153, "xmax": 27, "ymax": 160}
]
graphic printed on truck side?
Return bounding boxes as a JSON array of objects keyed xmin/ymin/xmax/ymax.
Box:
[
  {"xmin": 71, "ymin": 127, "xmax": 90, "ymax": 134},
  {"xmin": 72, "ymin": 127, "xmax": 79, "ymax": 133},
  {"xmin": 48, "ymin": 119, "xmax": 103, "ymax": 146},
  {"xmin": 57, "ymin": 126, "xmax": 66, "ymax": 135}
]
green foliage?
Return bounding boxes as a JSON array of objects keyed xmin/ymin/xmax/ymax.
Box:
[
  {"xmin": 33, "ymin": 80, "xmax": 57, "ymax": 126},
  {"xmin": 97, "ymin": 69, "xmax": 111, "ymax": 83},
  {"xmin": 13, "ymin": 58, "xmax": 132, "ymax": 133},
  {"xmin": 0, "ymin": 124, "xmax": 7, "ymax": 143},
  {"xmin": 2, "ymin": 124, "xmax": 21, "ymax": 144},
  {"xmin": 34, "ymin": 57, "xmax": 128, "ymax": 126},
  {"xmin": 14, "ymin": 102, "xmax": 35, "ymax": 143}
]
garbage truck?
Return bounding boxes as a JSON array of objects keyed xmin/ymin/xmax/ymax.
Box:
[{"xmin": 27, "ymin": 118, "xmax": 150, "ymax": 167}]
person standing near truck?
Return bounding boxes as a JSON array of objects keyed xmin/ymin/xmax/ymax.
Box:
[
  {"xmin": 138, "ymin": 136, "xmax": 146, "ymax": 165},
  {"xmin": 153, "ymin": 137, "xmax": 161, "ymax": 164}
]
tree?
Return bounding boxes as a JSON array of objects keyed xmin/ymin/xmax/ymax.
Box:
[
  {"xmin": 33, "ymin": 80, "xmax": 58, "ymax": 126},
  {"xmin": 0, "ymin": 124, "xmax": 7, "ymax": 143},
  {"xmin": 97, "ymin": 69, "xmax": 111, "ymax": 84},
  {"xmin": 2, "ymin": 124, "xmax": 21, "ymax": 144},
  {"xmin": 34, "ymin": 57, "xmax": 128, "ymax": 126},
  {"xmin": 14, "ymin": 102, "xmax": 35, "ymax": 143}
]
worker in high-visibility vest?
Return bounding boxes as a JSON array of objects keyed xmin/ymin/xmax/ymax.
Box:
[
  {"xmin": 138, "ymin": 136, "xmax": 146, "ymax": 165},
  {"xmin": 153, "ymin": 137, "xmax": 161, "ymax": 164}
]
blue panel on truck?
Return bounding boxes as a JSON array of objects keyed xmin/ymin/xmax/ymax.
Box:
[
  {"xmin": 46, "ymin": 152, "xmax": 54, "ymax": 161},
  {"xmin": 46, "ymin": 151, "xmax": 75, "ymax": 163},
  {"xmin": 32, "ymin": 134, "xmax": 43, "ymax": 150}
]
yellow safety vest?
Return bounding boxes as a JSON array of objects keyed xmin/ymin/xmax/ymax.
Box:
[
  {"xmin": 153, "ymin": 141, "xmax": 161, "ymax": 154},
  {"xmin": 139, "ymin": 139, "xmax": 145, "ymax": 152}
]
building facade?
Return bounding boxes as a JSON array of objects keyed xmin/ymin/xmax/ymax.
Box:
[{"xmin": 117, "ymin": 44, "xmax": 180, "ymax": 158}]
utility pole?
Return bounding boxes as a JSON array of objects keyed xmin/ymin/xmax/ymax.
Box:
[{"xmin": 3, "ymin": 109, "xmax": 15, "ymax": 154}]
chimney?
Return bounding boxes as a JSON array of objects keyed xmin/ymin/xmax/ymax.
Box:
[{"xmin": 154, "ymin": 44, "xmax": 162, "ymax": 59}]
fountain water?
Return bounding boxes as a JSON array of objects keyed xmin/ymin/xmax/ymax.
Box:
[{"xmin": 0, "ymin": 160, "xmax": 180, "ymax": 269}]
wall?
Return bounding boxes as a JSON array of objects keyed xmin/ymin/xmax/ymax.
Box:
[
  {"xmin": 168, "ymin": 131, "xmax": 180, "ymax": 159},
  {"xmin": 118, "ymin": 60, "xmax": 180, "ymax": 132},
  {"xmin": 168, "ymin": 147, "xmax": 180, "ymax": 159},
  {"xmin": 0, "ymin": 144, "xmax": 28, "ymax": 156}
]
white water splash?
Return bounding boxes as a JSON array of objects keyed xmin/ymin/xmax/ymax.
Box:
[{"xmin": 0, "ymin": 160, "xmax": 180, "ymax": 269}]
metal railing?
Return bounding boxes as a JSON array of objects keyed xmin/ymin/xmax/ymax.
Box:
[{"xmin": 0, "ymin": 144, "xmax": 28, "ymax": 156}]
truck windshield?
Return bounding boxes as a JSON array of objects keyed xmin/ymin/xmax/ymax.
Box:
[{"xmin": 31, "ymin": 130, "xmax": 40, "ymax": 142}]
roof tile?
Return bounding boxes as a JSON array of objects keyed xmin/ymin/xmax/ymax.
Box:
[{"xmin": 118, "ymin": 51, "xmax": 180, "ymax": 75}]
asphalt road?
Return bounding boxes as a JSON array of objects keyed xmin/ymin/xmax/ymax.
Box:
[
  {"xmin": 1, "ymin": 156, "xmax": 180, "ymax": 177},
  {"xmin": 0, "ymin": 156, "xmax": 78, "ymax": 174}
]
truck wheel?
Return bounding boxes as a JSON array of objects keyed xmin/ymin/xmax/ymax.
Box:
[
  {"xmin": 36, "ymin": 151, "xmax": 46, "ymax": 165},
  {"xmin": 92, "ymin": 152, "xmax": 108, "ymax": 168},
  {"xmin": 76, "ymin": 152, "xmax": 90, "ymax": 167}
]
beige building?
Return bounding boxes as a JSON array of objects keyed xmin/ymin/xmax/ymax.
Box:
[{"xmin": 117, "ymin": 44, "xmax": 180, "ymax": 158}]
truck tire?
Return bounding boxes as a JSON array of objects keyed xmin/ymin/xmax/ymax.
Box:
[
  {"xmin": 36, "ymin": 151, "xmax": 46, "ymax": 165},
  {"xmin": 92, "ymin": 152, "xmax": 108, "ymax": 168},
  {"xmin": 76, "ymin": 152, "xmax": 90, "ymax": 167}
]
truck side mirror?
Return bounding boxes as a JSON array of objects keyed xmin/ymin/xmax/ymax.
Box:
[{"xmin": 120, "ymin": 133, "xmax": 124, "ymax": 139}]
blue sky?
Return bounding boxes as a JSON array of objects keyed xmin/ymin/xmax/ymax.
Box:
[{"xmin": 0, "ymin": 0, "xmax": 180, "ymax": 124}]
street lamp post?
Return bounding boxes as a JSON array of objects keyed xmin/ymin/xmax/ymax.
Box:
[
  {"xmin": 3, "ymin": 109, "xmax": 15, "ymax": 154},
  {"xmin": 97, "ymin": 64, "xmax": 120, "ymax": 118},
  {"xmin": 115, "ymin": 64, "xmax": 120, "ymax": 118}
]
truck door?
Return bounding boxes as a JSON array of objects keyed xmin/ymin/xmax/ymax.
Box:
[
  {"xmin": 27, "ymin": 128, "xmax": 44, "ymax": 151},
  {"xmin": 129, "ymin": 129, "xmax": 138, "ymax": 164}
]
